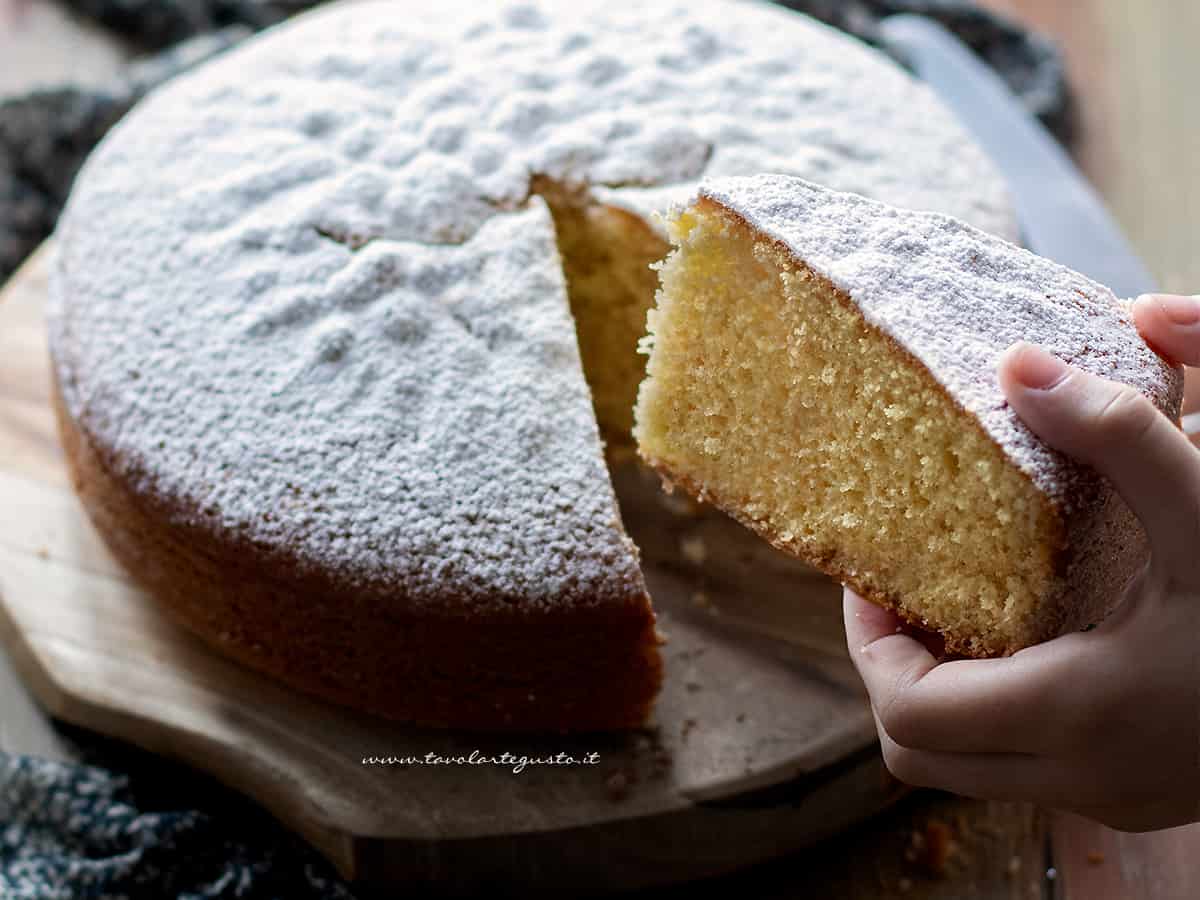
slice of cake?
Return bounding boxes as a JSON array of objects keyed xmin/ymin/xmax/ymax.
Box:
[{"xmin": 634, "ymin": 174, "xmax": 1183, "ymax": 657}]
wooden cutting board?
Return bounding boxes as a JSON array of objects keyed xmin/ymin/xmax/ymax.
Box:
[{"xmin": 0, "ymin": 245, "xmax": 900, "ymax": 894}]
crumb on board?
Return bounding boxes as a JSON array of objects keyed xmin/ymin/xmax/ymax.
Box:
[
  {"xmin": 651, "ymin": 748, "xmax": 672, "ymax": 777},
  {"xmin": 658, "ymin": 489, "xmax": 702, "ymax": 517},
  {"xmin": 36, "ymin": 546, "xmax": 50, "ymax": 559},
  {"xmin": 628, "ymin": 727, "xmax": 673, "ymax": 779},
  {"xmin": 905, "ymin": 819, "xmax": 955, "ymax": 876},
  {"xmin": 1007, "ymin": 855, "xmax": 1022, "ymax": 877},
  {"xmin": 954, "ymin": 812, "xmax": 969, "ymax": 837},
  {"xmin": 1087, "ymin": 849, "xmax": 1105, "ymax": 865},
  {"xmin": 605, "ymin": 443, "xmax": 639, "ymax": 466},
  {"xmin": 605, "ymin": 770, "xmax": 629, "ymax": 802},
  {"xmin": 680, "ymin": 534, "xmax": 707, "ymax": 565}
]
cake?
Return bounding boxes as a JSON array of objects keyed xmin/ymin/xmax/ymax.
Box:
[
  {"xmin": 48, "ymin": 0, "xmax": 1017, "ymax": 730},
  {"xmin": 634, "ymin": 175, "xmax": 1183, "ymax": 658}
]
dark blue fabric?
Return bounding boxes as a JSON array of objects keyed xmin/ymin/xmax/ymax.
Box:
[{"xmin": 0, "ymin": 751, "xmax": 359, "ymax": 899}]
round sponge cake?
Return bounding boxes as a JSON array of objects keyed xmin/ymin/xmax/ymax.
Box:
[{"xmin": 48, "ymin": 0, "xmax": 1018, "ymax": 729}]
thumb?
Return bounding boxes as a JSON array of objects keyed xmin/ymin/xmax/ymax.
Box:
[
  {"xmin": 998, "ymin": 341, "xmax": 1200, "ymax": 578},
  {"xmin": 1131, "ymin": 294, "xmax": 1200, "ymax": 368}
]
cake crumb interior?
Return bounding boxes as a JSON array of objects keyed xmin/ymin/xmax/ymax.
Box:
[
  {"xmin": 531, "ymin": 177, "xmax": 669, "ymax": 438},
  {"xmin": 633, "ymin": 201, "xmax": 1062, "ymax": 654}
]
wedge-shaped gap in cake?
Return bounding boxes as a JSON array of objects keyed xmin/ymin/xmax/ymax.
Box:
[{"xmin": 527, "ymin": 175, "xmax": 670, "ymax": 440}]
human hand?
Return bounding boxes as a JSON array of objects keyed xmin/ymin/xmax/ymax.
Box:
[{"xmin": 844, "ymin": 292, "xmax": 1200, "ymax": 832}]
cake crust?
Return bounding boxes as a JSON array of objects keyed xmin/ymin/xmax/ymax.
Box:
[{"xmin": 53, "ymin": 370, "xmax": 663, "ymax": 730}]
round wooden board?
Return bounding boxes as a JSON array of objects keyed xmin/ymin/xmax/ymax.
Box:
[{"xmin": 0, "ymin": 245, "xmax": 899, "ymax": 894}]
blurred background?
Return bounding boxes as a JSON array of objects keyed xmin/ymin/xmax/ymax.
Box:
[{"xmin": 979, "ymin": 0, "xmax": 1198, "ymax": 296}]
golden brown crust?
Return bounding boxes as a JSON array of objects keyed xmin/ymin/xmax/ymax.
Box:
[
  {"xmin": 1050, "ymin": 484, "xmax": 1148, "ymax": 638},
  {"xmin": 53, "ymin": 371, "xmax": 662, "ymax": 731}
]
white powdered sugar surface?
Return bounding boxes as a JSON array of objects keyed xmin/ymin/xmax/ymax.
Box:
[
  {"xmin": 50, "ymin": 0, "xmax": 1018, "ymax": 611},
  {"xmin": 699, "ymin": 174, "xmax": 1184, "ymax": 504}
]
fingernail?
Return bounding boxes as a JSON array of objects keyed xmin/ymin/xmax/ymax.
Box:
[
  {"xmin": 1009, "ymin": 342, "xmax": 1068, "ymax": 390},
  {"xmin": 1144, "ymin": 293, "xmax": 1200, "ymax": 325}
]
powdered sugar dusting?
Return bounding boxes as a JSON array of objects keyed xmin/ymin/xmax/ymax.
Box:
[
  {"xmin": 699, "ymin": 174, "xmax": 1184, "ymax": 502},
  {"xmin": 49, "ymin": 0, "xmax": 1017, "ymax": 611},
  {"xmin": 54, "ymin": 200, "xmax": 647, "ymax": 611}
]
